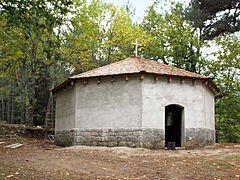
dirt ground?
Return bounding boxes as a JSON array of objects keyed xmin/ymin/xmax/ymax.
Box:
[{"xmin": 0, "ymin": 137, "xmax": 239, "ymax": 180}]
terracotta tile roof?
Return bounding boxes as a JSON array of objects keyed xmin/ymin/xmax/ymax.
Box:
[
  {"xmin": 70, "ymin": 57, "xmax": 208, "ymax": 79},
  {"xmin": 51, "ymin": 57, "xmax": 220, "ymax": 94}
]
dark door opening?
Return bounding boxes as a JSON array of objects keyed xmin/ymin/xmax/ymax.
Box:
[{"xmin": 165, "ymin": 105, "xmax": 182, "ymax": 147}]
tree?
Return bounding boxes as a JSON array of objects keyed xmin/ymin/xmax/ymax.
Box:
[
  {"xmin": 142, "ymin": 1, "xmax": 207, "ymax": 73},
  {"xmin": 63, "ymin": 0, "xmax": 149, "ymax": 73},
  {"xmin": 206, "ymin": 34, "xmax": 240, "ymax": 142},
  {"xmin": 184, "ymin": 0, "xmax": 240, "ymax": 40},
  {"xmin": 0, "ymin": 0, "xmax": 73, "ymax": 125}
]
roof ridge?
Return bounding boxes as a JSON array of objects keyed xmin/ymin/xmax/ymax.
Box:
[
  {"xmin": 70, "ymin": 57, "xmax": 132, "ymax": 79},
  {"xmin": 135, "ymin": 57, "xmax": 145, "ymax": 72},
  {"xmin": 159, "ymin": 62, "xmax": 208, "ymax": 78},
  {"xmin": 141, "ymin": 58, "xmax": 208, "ymax": 79}
]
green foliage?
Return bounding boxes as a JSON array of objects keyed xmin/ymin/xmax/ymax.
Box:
[
  {"xmin": 14, "ymin": 137, "xmax": 25, "ymax": 143},
  {"xmin": 63, "ymin": 0, "xmax": 149, "ymax": 73},
  {"xmin": 142, "ymin": 1, "xmax": 207, "ymax": 73},
  {"xmin": 0, "ymin": 0, "xmax": 73, "ymax": 125},
  {"xmin": 184, "ymin": 0, "xmax": 240, "ymax": 40},
  {"xmin": 207, "ymin": 35, "xmax": 240, "ymax": 143}
]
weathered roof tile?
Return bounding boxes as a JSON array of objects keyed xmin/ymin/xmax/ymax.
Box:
[
  {"xmin": 70, "ymin": 57, "xmax": 208, "ymax": 79},
  {"xmin": 51, "ymin": 57, "xmax": 220, "ymax": 94}
]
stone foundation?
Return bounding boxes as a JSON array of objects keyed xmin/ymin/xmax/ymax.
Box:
[
  {"xmin": 54, "ymin": 129, "xmax": 75, "ymax": 147},
  {"xmin": 185, "ymin": 128, "xmax": 215, "ymax": 148},
  {"xmin": 55, "ymin": 128, "xmax": 215, "ymax": 149},
  {"xmin": 55, "ymin": 128, "xmax": 165, "ymax": 149}
]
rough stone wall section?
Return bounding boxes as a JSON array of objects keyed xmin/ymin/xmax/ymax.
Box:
[
  {"xmin": 55, "ymin": 128, "xmax": 215, "ymax": 149},
  {"xmin": 54, "ymin": 130, "xmax": 75, "ymax": 147},
  {"xmin": 185, "ymin": 128, "xmax": 215, "ymax": 148},
  {"xmin": 55, "ymin": 128, "xmax": 165, "ymax": 149}
]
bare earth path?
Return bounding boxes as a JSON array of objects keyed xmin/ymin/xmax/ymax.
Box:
[{"xmin": 0, "ymin": 139, "xmax": 239, "ymax": 180}]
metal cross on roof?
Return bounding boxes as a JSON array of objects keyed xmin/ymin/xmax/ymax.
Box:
[{"xmin": 131, "ymin": 38, "xmax": 142, "ymax": 57}]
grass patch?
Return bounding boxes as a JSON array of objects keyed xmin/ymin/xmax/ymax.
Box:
[
  {"xmin": 14, "ymin": 137, "xmax": 25, "ymax": 143},
  {"xmin": 209, "ymin": 160, "xmax": 236, "ymax": 168},
  {"xmin": 223, "ymin": 155, "xmax": 240, "ymax": 160}
]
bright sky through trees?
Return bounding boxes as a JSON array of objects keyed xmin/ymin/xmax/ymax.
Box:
[{"xmin": 102, "ymin": 0, "xmax": 190, "ymax": 21}]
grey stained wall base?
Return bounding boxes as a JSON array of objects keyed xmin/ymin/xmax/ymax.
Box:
[
  {"xmin": 55, "ymin": 128, "xmax": 165, "ymax": 148},
  {"xmin": 55, "ymin": 128, "xmax": 215, "ymax": 149}
]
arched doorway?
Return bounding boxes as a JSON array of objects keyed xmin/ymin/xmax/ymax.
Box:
[{"xmin": 165, "ymin": 105, "xmax": 183, "ymax": 147}]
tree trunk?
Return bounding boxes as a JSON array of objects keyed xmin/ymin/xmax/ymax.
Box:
[
  {"xmin": 7, "ymin": 88, "xmax": 11, "ymax": 123},
  {"xmin": 11, "ymin": 90, "xmax": 14, "ymax": 124},
  {"xmin": 28, "ymin": 37, "xmax": 39, "ymax": 125},
  {"xmin": 45, "ymin": 63, "xmax": 57, "ymax": 129},
  {"xmin": 1, "ymin": 78, "xmax": 5, "ymax": 121},
  {"xmin": 15, "ymin": 64, "xmax": 26, "ymax": 124},
  {"xmin": 1, "ymin": 93, "xmax": 4, "ymax": 122}
]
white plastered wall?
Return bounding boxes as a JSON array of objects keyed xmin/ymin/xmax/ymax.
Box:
[
  {"xmin": 75, "ymin": 76, "xmax": 142, "ymax": 129},
  {"xmin": 141, "ymin": 75, "xmax": 215, "ymax": 130},
  {"xmin": 55, "ymin": 85, "xmax": 76, "ymax": 132}
]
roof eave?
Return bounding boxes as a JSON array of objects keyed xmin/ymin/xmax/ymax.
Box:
[{"xmin": 50, "ymin": 72, "xmax": 219, "ymax": 95}]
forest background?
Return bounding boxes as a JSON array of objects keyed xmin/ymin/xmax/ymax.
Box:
[{"xmin": 0, "ymin": 0, "xmax": 239, "ymax": 142}]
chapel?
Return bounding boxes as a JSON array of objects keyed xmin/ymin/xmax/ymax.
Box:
[{"xmin": 51, "ymin": 57, "xmax": 219, "ymax": 148}]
